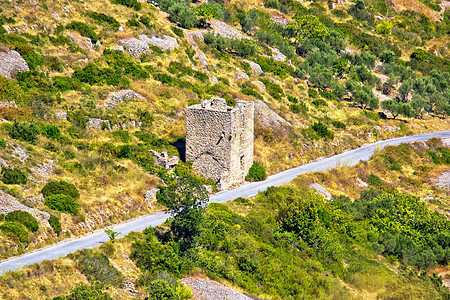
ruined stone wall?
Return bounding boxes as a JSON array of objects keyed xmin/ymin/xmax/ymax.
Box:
[{"xmin": 186, "ymin": 98, "xmax": 254, "ymax": 190}]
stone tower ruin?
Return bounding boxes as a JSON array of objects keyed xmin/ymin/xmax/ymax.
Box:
[{"xmin": 186, "ymin": 97, "xmax": 254, "ymax": 190}]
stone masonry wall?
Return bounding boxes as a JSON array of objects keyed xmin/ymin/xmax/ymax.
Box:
[{"xmin": 186, "ymin": 98, "xmax": 254, "ymax": 190}]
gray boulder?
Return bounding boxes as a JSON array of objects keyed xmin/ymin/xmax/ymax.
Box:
[{"xmin": 0, "ymin": 50, "xmax": 30, "ymax": 79}]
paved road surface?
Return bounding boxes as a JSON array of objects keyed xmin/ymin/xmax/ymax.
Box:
[{"xmin": 0, "ymin": 130, "xmax": 449, "ymax": 275}]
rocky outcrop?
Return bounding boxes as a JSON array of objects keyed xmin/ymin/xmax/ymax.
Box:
[
  {"xmin": 150, "ymin": 150, "xmax": 179, "ymax": 169},
  {"xmin": 251, "ymin": 81, "xmax": 266, "ymax": 93},
  {"xmin": 67, "ymin": 32, "xmax": 98, "ymax": 51},
  {"xmin": 181, "ymin": 277, "xmax": 252, "ymax": 300},
  {"xmin": 87, "ymin": 118, "xmax": 111, "ymax": 130},
  {"xmin": 210, "ymin": 19, "xmax": 245, "ymax": 39},
  {"xmin": 309, "ymin": 183, "xmax": 332, "ymax": 200},
  {"xmin": 120, "ymin": 38, "xmax": 150, "ymax": 58},
  {"xmin": 433, "ymin": 171, "xmax": 450, "ymax": 190},
  {"xmin": 105, "ymin": 90, "xmax": 145, "ymax": 109},
  {"xmin": 0, "ymin": 190, "xmax": 50, "ymax": 225},
  {"xmin": 0, "ymin": 50, "xmax": 30, "ymax": 79},
  {"xmin": 235, "ymin": 68, "xmax": 249, "ymax": 81},
  {"xmin": 243, "ymin": 59, "xmax": 263, "ymax": 75},
  {"xmin": 271, "ymin": 48, "xmax": 286, "ymax": 62},
  {"xmin": 139, "ymin": 34, "xmax": 178, "ymax": 51},
  {"xmin": 144, "ymin": 188, "xmax": 159, "ymax": 208},
  {"xmin": 254, "ymin": 100, "xmax": 291, "ymax": 130}
]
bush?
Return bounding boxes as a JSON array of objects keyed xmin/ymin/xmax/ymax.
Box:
[
  {"xmin": 41, "ymin": 125, "xmax": 61, "ymax": 140},
  {"xmin": 0, "ymin": 138, "xmax": 6, "ymax": 149},
  {"xmin": 66, "ymin": 21, "xmax": 99, "ymax": 43},
  {"xmin": 310, "ymin": 122, "xmax": 334, "ymax": 139},
  {"xmin": 42, "ymin": 180, "xmax": 80, "ymax": 200},
  {"xmin": 49, "ymin": 214, "xmax": 62, "ymax": 235},
  {"xmin": 50, "ymin": 285, "xmax": 113, "ymax": 300},
  {"xmin": 86, "ymin": 12, "xmax": 120, "ymax": 30},
  {"xmin": 45, "ymin": 194, "xmax": 80, "ymax": 215},
  {"xmin": 171, "ymin": 26, "xmax": 184, "ymax": 37},
  {"xmin": 246, "ymin": 162, "xmax": 267, "ymax": 181},
  {"xmin": 1, "ymin": 167, "xmax": 27, "ymax": 185},
  {"xmin": 168, "ymin": 3, "xmax": 198, "ymax": 28},
  {"xmin": 0, "ymin": 221, "xmax": 29, "ymax": 244},
  {"xmin": 111, "ymin": 0, "xmax": 141, "ymax": 10},
  {"xmin": 380, "ymin": 154, "xmax": 401, "ymax": 171},
  {"xmin": 241, "ymin": 88, "xmax": 263, "ymax": 100},
  {"xmin": 5, "ymin": 210, "xmax": 39, "ymax": 232},
  {"xmin": 9, "ymin": 120, "xmax": 40, "ymax": 143},
  {"xmin": 368, "ymin": 174, "xmax": 383, "ymax": 186},
  {"xmin": 72, "ymin": 249, "xmax": 124, "ymax": 287},
  {"xmin": 260, "ymin": 79, "xmax": 284, "ymax": 100},
  {"xmin": 331, "ymin": 120, "xmax": 346, "ymax": 129}
]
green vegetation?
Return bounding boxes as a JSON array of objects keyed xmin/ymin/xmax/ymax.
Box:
[
  {"xmin": 45, "ymin": 194, "xmax": 80, "ymax": 215},
  {"xmin": 203, "ymin": 33, "xmax": 257, "ymax": 57},
  {"xmin": 0, "ymin": 222, "xmax": 29, "ymax": 244},
  {"xmin": 311, "ymin": 121, "xmax": 334, "ymax": 139},
  {"xmin": 48, "ymin": 215, "xmax": 62, "ymax": 236},
  {"xmin": 9, "ymin": 121, "xmax": 40, "ymax": 143},
  {"xmin": 66, "ymin": 21, "xmax": 99, "ymax": 43},
  {"xmin": 1, "ymin": 167, "xmax": 27, "ymax": 185},
  {"xmin": 50, "ymin": 285, "xmax": 113, "ymax": 300},
  {"xmin": 71, "ymin": 249, "xmax": 124, "ymax": 287},
  {"xmin": 86, "ymin": 12, "xmax": 120, "ymax": 30},
  {"xmin": 111, "ymin": 0, "xmax": 141, "ymax": 10},
  {"xmin": 42, "ymin": 180, "xmax": 80, "ymax": 200},
  {"xmin": 245, "ymin": 162, "xmax": 267, "ymax": 181},
  {"xmin": 5, "ymin": 211, "xmax": 39, "ymax": 232}
]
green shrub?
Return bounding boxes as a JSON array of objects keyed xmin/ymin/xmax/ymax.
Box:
[
  {"xmin": 53, "ymin": 76, "xmax": 82, "ymax": 91},
  {"xmin": 310, "ymin": 122, "xmax": 334, "ymax": 139},
  {"xmin": 0, "ymin": 221, "xmax": 29, "ymax": 244},
  {"xmin": 246, "ymin": 162, "xmax": 267, "ymax": 181},
  {"xmin": 311, "ymin": 98, "xmax": 327, "ymax": 106},
  {"xmin": 112, "ymin": 0, "xmax": 141, "ymax": 10},
  {"xmin": 368, "ymin": 174, "xmax": 383, "ymax": 186},
  {"xmin": 168, "ymin": 3, "xmax": 198, "ymax": 28},
  {"xmin": 1, "ymin": 167, "xmax": 27, "ymax": 185},
  {"xmin": 50, "ymin": 285, "xmax": 113, "ymax": 300},
  {"xmin": 287, "ymin": 95, "xmax": 298, "ymax": 103},
  {"xmin": 41, "ymin": 125, "xmax": 61, "ymax": 140},
  {"xmin": 331, "ymin": 120, "xmax": 346, "ymax": 129},
  {"xmin": 45, "ymin": 194, "xmax": 80, "ymax": 215},
  {"xmin": 260, "ymin": 79, "xmax": 284, "ymax": 100},
  {"xmin": 203, "ymin": 33, "xmax": 257, "ymax": 57},
  {"xmin": 146, "ymin": 279, "xmax": 192, "ymax": 300},
  {"xmin": 171, "ymin": 26, "xmax": 184, "ymax": 37},
  {"xmin": 380, "ymin": 155, "xmax": 401, "ymax": 171},
  {"xmin": 255, "ymin": 56, "xmax": 294, "ymax": 79},
  {"xmin": 49, "ymin": 214, "xmax": 62, "ymax": 235},
  {"xmin": 86, "ymin": 12, "xmax": 120, "ymax": 30},
  {"xmin": 0, "ymin": 214, "xmax": 4, "ymax": 221},
  {"xmin": 66, "ymin": 21, "xmax": 99, "ymax": 43},
  {"xmin": 428, "ymin": 148, "xmax": 450, "ymax": 164},
  {"xmin": 126, "ymin": 18, "xmax": 140, "ymax": 28},
  {"xmin": 5, "ymin": 210, "xmax": 39, "ymax": 232},
  {"xmin": 9, "ymin": 120, "xmax": 40, "ymax": 143},
  {"xmin": 240, "ymin": 88, "xmax": 263, "ymax": 100},
  {"xmin": 42, "ymin": 180, "xmax": 80, "ymax": 200},
  {"xmin": 72, "ymin": 249, "xmax": 124, "ymax": 287},
  {"xmin": 0, "ymin": 138, "xmax": 6, "ymax": 149},
  {"xmin": 112, "ymin": 130, "xmax": 131, "ymax": 143}
]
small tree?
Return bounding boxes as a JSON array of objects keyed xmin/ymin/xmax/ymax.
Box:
[
  {"xmin": 376, "ymin": 20, "xmax": 393, "ymax": 35},
  {"xmin": 289, "ymin": 14, "xmax": 329, "ymax": 42},
  {"xmin": 104, "ymin": 228, "xmax": 120, "ymax": 243},
  {"xmin": 157, "ymin": 175, "xmax": 208, "ymax": 251},
  {"xmin": 246, "ymin": 162, "xmax": 267, "ymax": 181},
  {"xmin": 9, "ymin": 121, "xmax": 40, "ymax": 143}
]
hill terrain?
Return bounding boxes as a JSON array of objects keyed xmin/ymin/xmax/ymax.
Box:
[{"xmin": 0, "ymin": 0, "xmax": 449, "ymax": 298}]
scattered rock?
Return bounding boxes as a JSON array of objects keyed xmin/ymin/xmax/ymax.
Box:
[
  {"xmin": 0, "ymin": 190, "xmax": 50, "ymax": 225},
  {"xmin": 56, "ymin": 111, "xmax": 67, "ymax": 121},
  {"xmin": 271, "ymin": 48, "xmax": 286, "ymax": 62},
  {"xmin": 383, "ymin": 125, "xmax": 400, "ymax": 132},
  {"xmin": 210, "ymin": 19, "xmax": 245, "ymax": 39},
  {"xmin": 12, "ymin": 146, "xmax": 28, "ymax": 162},
  {"xmin": 0, "ymin": 158, "xmax": 8, "ymax": 168},
  {"xmin": 433, "ymin": 171, "xmax": 450, "ymax": 190},
  {"xmin": 120, "ymin": 38, "xmax": 150, "ymax": 59},
  {"xmin": 181, "ymin": 277, "xmax": 252, "ymax": 300},
  {"xmin": 243, "ymin": 59, "xmax": 263, "ymax": 75},
  {"xmin": 87, "ymin": 118, "xmax": 111, "ymax": 130},
  {"xmin": 254, "ymin": 100, "xmax": 291, "ymax": 130},
  {"xmin": 139, "ymin": 34, "xmax": 178, "ymax": 51},
  {"xmin": 410, "ymin": 141, "xmax": 429, "ymax": 150},
  {"xmin": 204, "ymin": 185, "xmax": 213, "ymax": 194},
  {"xmin": 270, "ymin": 14, "xmax": 289, "ymax": 27},
  {"xmin": 67, "ymin": 32, "xmax": 95, "ymax": 51},
  {"xmin": 0, "ymin": 50, "xmax": 30, "ymax": 79},
  {"xmin": 32, "ymin": 160, "xmax": 56, "ymax": 182},
  {"xmin": 105, "ymin": 90, "xmax": 145, "ymax": 109},
  {"xmin": 111, "ymin": 45, "xmax": 125, "ymax": 52},
  {"xmin": 235, "ymin": 68, "xmax": 249, "ymax": 81},
  {"xmin": 144, "ymin": 188, "xmax": 159, "ymax": 208},
  {"xmin": 251, "ymin": 81, "xmax": 266, "ymax": 93},
  {"xmin": 150, "ymin": 150, "xmax": 179, "ymax": 169},
  {"xmin": 309, "ymin": 183, "xmax": 332, "ymax": 200},
  {"xmin": 356, "ymin": 178, "xmax": 368, "ymax": 188},
  {"xmin": 0, "ymin": 101, "xmax": 16, "ymax": 108}
]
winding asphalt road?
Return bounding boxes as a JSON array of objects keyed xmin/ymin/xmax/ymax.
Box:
[{"xmin": 0, "ymin": 130, "xmax": 449, "ymax": 275}]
